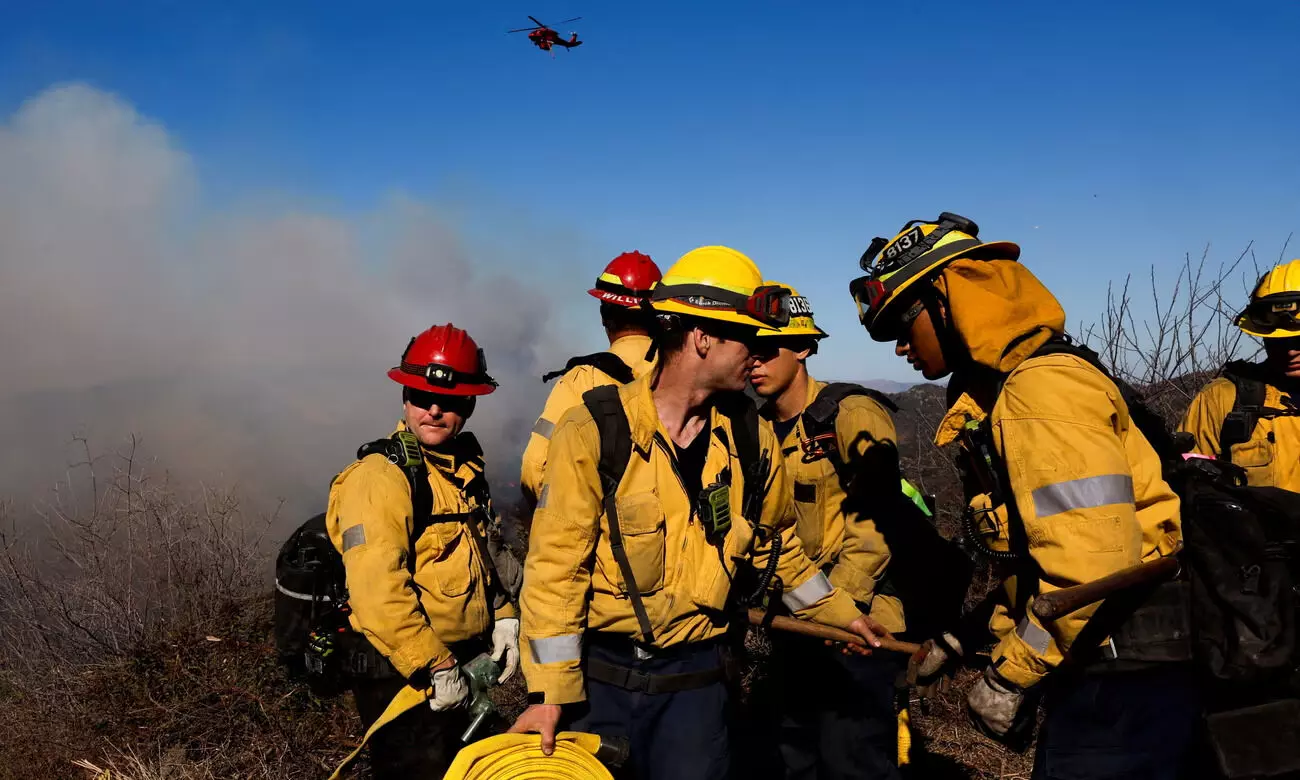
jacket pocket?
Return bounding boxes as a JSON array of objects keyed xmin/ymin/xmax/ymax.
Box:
[
  {"xmin": 689, "ymin": 516, "xmax": 755, "ymax": 612},
  {"xmin": 421, "ymin": 522, "xmax": 475, "ymax": 598},
  {"xmin": 793, "ymin": 480, "xmax": 824, "ymax": 559},
  {"xmin": 1229, "ymin": 436, "xmax": 1273, "ymax": 480},
  {"xmin": 608, "ymin": 492, "xmax": 666, "ymax": 595},
  {"xmin": 966, "ymin": 493, "xmax": 1014, "ymax": 555}
]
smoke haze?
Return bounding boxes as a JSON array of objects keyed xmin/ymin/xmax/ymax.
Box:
[{"xmin": 0, "ymin": 83, "xmax": 581, "ymax": 528}]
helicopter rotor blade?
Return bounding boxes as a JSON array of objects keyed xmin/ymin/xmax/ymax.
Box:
[
  {"xmin": 507, "ymin": 26, "xmax": 541, "ymax": 32},
  {"xmin": 557, "ymin": 17, "xmax": 582, "ymax": 24},
  {"xmin": 528, "ymin": 16, "xmax": 546, "ymax": 27}
]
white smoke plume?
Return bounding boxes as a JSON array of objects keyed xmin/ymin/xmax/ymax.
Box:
[{"xmin": 0, "ymin": 83, "xmax": 580, "ymax": 528}]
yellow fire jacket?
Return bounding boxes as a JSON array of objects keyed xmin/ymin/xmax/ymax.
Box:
[
  {"xmin": 1179, "ymin": 371, "xmax": 1300, "ymax": 491},
  {"xmin": 520, "ymin": 334, "xmax": 656, "ymax": 506},
  {"xmin": 932, "ymin": 259, "xmax": 1182, "ymax": 690},
  {"xmin": 520, "ymin": 374, "xmax": 866, "ymax": 705},
  {"xmin": 326, "ymin": 425, "xmax": 517, "ymax": 681},
  {"xmin": 764, "ymin": 374, "xmax": 906, "ymax": 633}
]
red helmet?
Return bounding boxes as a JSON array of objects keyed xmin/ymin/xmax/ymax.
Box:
[
  {"xmin": 587, "ymin": 251, "xmax": 662, "ymax": 308},
  {"xmin": 387, "ymin": 324, "xmax": 498, "ymax": 396}
]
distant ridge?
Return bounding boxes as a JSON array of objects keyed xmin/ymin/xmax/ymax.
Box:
[{"xmin": 832, "ymin": 378, "xmax": 922, "ymax": 394}]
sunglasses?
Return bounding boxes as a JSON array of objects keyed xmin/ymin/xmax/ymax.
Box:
[{"xmin": 403, "ymin": 388, "xmax": 476, "ymax": 416}]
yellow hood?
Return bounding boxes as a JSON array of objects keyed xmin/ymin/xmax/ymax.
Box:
[{"xmin": 936, "ymin": 258, "xmax": 1065, "ymax": 375}]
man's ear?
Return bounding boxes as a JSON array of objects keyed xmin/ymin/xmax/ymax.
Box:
[
  {"xmin": 693, "ymin": 326, "xmax": 711, "ymax": 358},
  {"xmin": 795, "ymin": 346, "xmax": 813, "ymax": 362}
]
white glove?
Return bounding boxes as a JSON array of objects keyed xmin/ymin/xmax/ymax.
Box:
[
  {"xmin": 491, "ymin": 617, "xmax": 521, "ymax": 684},
  {"xmin": 966, "ymin": 666, "xmax": 1025, "ymax": 738},
  {"xmin": 907, "ymin": 632, "xmax": 963, "ymax": 698},
  {"xmin": 428, "ymin": 664, "xmax": 470, "ymax": 712}
]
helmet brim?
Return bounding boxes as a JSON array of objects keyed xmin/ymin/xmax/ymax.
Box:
[
  {"xmin": 387, "ymin": 369, "xmax": 497, "ymax": 396},
  {"xmin": 758, "ymin": 323, "xmax": 828, "ymax": 338},
  {"xmin": 587, "ymin": 288, "xmax": 644, "ymax": 307}
]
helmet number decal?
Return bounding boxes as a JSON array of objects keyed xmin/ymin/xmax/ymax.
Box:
[
  {"xmin": 883, "ymin": 226, "xmax": 924, "ymax": 263},
  {"xmin": 787, "ymin": 295, "xmax": 813, "ymax": 318}
]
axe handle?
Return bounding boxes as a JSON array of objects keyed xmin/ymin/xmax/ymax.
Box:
[
  {"xmin": 1032, "ymin": 556, "xmax": 1181, "ymax": 622},
  {"xmin": 746, "ymin": 608, "xmax": 922, "ymax": 656}
]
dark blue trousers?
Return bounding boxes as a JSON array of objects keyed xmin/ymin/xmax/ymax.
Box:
[
  {"xmin": 568, "ymin": 638, "xmax": 730, "ymax": 780},
  {"xmin": 1031, "ymin": 664, "xmax": 1200, "ymax": 780},
  {"xmin": 772, "ymin": 633, "xmax": 905, "ymax": 780}
]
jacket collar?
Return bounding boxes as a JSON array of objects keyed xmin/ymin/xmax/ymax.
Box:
[{"xmin": 625, "ymin": 373, "xmax": 736, "ymax": 457}]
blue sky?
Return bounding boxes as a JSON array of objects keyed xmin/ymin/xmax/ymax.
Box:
[{"xmin": 3, "ymin": 0, "xmax": 1298, "ymax": 382}]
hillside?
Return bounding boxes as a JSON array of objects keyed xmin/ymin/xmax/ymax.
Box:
[{"xmin": 1, "ymin": 369, "xmax": 1214, "ymax": 780}]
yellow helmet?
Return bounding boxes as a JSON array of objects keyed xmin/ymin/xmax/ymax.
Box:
[
  {"xmin": 756, "ymin": 280, "xmax": 828, "ymax": 339},
  {"xmin": 650, "ymin": 246, "xmax": 790, "ymax": 330},
  {"xmin": 1235, "ymin": 259, "xmax": 1300, "ymax": 338},
  {"xmin": 848, "ymin": 212, "xmax": 1019, "ymax": 342}
]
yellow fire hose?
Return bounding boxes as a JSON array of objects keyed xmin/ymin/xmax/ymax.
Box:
[
  {"xmin": 444, "ymin": 732, "xmax": 614, "ymax": 780},
  {"xmin": 327, "ymin": 686, "xmax": 614, "ymax": 780},
  {"xmin": 897, "ymin": 705, "xmax": 912, "ymax": 767},
  {"xmin": 328, "ymin": 684, "xmax": 429, "ymax": 780}
]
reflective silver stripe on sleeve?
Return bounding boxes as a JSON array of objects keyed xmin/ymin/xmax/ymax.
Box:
[
  {"xmin": 782, "ymin": 571, "xmax": 834, "ymax": 612},
  {"xmin": 341, "ymin": 525, "xmax": 366, "ymax": 552},
  {"xmin": 532, "ymin": 418, "xmax": 555, "ymax": 439},
  {"xmin": 1032, "ymin": 474, "xmax": 1134, "ymax": 518},
  {"xmin": 537, "ymin": 484, "xmax": 550, "ymax": 509},
  {"xmin": 529, "ymin": 634, "xmax": 583, "ymax": 664},
  {"xmin": 1016, "ymin": 616, "xmax": 1053, "ymax": 654}
]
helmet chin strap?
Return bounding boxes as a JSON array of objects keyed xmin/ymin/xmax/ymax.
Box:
[{"xmin": 918, "ymin": 286, "xmax": 968, "ymax": 375}]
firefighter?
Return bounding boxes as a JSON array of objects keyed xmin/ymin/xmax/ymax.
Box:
[
  {"xmin": 325, "ymin": 323, "xmax": 521, "ymax": 780},
  {"xmin": 849, "ymin": 215, "xmax": 1197, "ymax": 778},
  {"xmin": 1180, "ymin": 258, "xmax": 1300, "ymax": 490},
  {"xmin": 521, "ymin": 251, "xmax": 662, "ymax": 507},
  {"xmin": 509, "ymin": 247, "xmax": 890, "ymax": 780},
  {"xmin": 749, "ymin": 282, "xmax": 908, "ymax": 779}
]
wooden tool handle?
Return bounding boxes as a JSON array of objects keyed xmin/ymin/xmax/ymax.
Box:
[
  {"xmin": 746, "ymin": 608, "xmax": 922, "ymax": 656},
  {"xmin": 1032, "ymin": 556, "xmax": 1181, "ymax": 622}
]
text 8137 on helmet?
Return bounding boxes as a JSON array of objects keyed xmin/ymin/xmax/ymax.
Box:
[{"xmin": 849, "ymin": 213, "xmax": 1019, "ymax": 342}]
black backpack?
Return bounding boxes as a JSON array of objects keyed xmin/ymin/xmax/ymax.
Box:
[
  {"xmin": 273, "ymin": 431, "xmax": 514, "ymax": 692},
  {"xmin": 797, "ymin": 383, "xmax": 973, "ymax": 641},
  {"xmin": 542, "ymin": 352, "xmax": 635, "ymax": 384},
  {"xmin": 580, "ymin": 386, "xmax": 770, "ymax": 644},
  {"xmin": 1021, "ymin": 339, "xmax": 1300, "ymax": 695}
]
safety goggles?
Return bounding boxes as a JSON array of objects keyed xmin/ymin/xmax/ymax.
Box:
[
  {"xmin": 849, "ymin": 275, "xmax": 888, "ymax": 325},
  {"xmin": 651, "ymin": 283, "xmax": 792, "ymax": 328},
  {"xmin": 1241, "ymin": 294, "xmax": 1300, "ymax": 334}
]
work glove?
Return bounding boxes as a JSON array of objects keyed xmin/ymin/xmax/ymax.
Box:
[
  {"xmin": 491, "ymin": 617, "xmax": 521, "ymax": 684},
  {"xmin": 966, "ymin": 666, "xmax": 1033, "ymax": 747},
  {"xmin": 906, "ymin": 631, "xmax": 963, "ymax": 698},
  {"xmin": 428, "ymin": 664, "xmax": 471, "ymax": 712}
]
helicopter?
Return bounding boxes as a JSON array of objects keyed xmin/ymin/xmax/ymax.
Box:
[{"xmin": 508, "ymin": 16, "xmax": 583, "ymax": 53}]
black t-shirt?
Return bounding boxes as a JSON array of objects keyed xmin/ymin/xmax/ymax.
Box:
[
  {"xmin": 772, "ymin": 416, "xmax": 799, "ymax": 444},
  {"xmin": 673, "ymin": 427, "xmax": 710, "ymax": 500}
]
